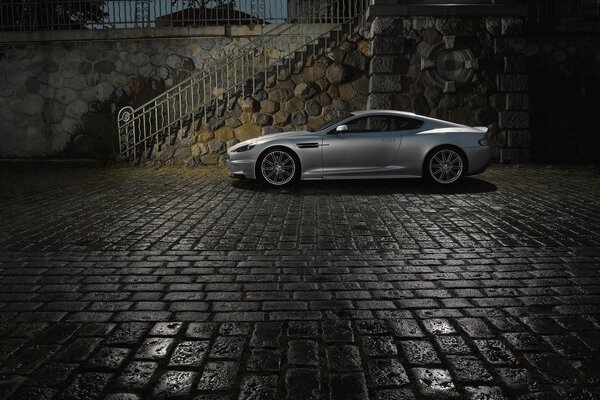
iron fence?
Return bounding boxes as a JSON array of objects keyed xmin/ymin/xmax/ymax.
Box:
[
  {"xmin": 0, "ymin": 0, "xmax": 347, "ymax": 31},
  {"xmin": 527, "ymin": 0, "xmax": 600, "ymax": 24}
]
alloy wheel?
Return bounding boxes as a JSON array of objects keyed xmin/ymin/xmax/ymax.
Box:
[
  {"xmin": 260, "ymin": 150, "xmax": 296, "ymax": 186},
  {"xmin": 429, "ymin": 149, "xmax": 464, "ymax": 184}
]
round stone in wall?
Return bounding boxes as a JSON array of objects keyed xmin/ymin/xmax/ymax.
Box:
[
  {"xmin": 435, "ymin": 50, "xmax": 468, "ymax": 82},
  {"xmin": 421, "ymin": 36, "xmax": 478, "ymax": 93}
]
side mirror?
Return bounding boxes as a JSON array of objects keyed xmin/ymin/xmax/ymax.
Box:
[{"xmin": 336, "ymin": 124, "xmax": 348, "ymax": 133}]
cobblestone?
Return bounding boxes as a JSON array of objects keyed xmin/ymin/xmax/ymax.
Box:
[
  {"xmin": 134, "ymin": 337, "xmax": 174, "ymax": 360},
  {"xmin": 61, "ymin": 372, "xmax": 113, "ymax": 400},
  {"xmin": 246, "ymin": 349, "xmax": 281, "ymax": 372},
  {"xmin": 209, "ymin": 336, "xmax": 245, "ymax": 359},
  {"xmin": 114, "ymin": 361, "xmax": 157, "ymax": 391},
  {"xmin": 168, "ymin": 341, "xmax": 209, "ymax": 367},
  {"xmin": 326, "ymin": 345, "xmax": 363, "ymax": 372},
  {"xmin": 197, "ymin": 361, "xmax": 239, "ymax": 391},
  {"xmin": 369, "ymin": 358, "xmax": 409, "ymax": 387},
  {"xmin": 329, "ymin": 373, "xmax": 369, "ymax": 400},
  {"xmin": 362, "ymin": 336, "xmax": 398, "ymax": 357},
  {"xmin": 286, "ymin": 368, "xmax": 320, "ymax": 400},
  {"xmin": 153, "ymin": 370, "xmax": 196, "ymax": 399},
  {"xmin": 87, "ymin": 347, "xmax": 129, "ymax": 369},
  {"xmin": 240, "ymin": 375, "xmax": 278, "ymax": 400},
  {"xmin": 287, "ymin": 339, "xmax": 319, "ymax": 366},
  {"xmin": 0, "ymin": 165, "xmax": 599, "ymax": 399},
  {"xmin": 413, "ymin": 368, "xmax": 459, "ymax": 397},
  {"xmin": 447, "ymin": 355, "xmax": 494, "ymax": 383},
  {"xmin": 401, "ymin": 340, "xmax": 441, "ymax": 365}
]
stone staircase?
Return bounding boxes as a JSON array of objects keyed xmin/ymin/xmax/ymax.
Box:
[{"xmin": 117, "ymin": 0, "xmax": 369, "ymax": 164}]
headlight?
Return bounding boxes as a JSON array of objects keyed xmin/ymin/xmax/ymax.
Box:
[
  {"xmin": 234, "ymin": 143, "xmax": 256, "ymax": 153},
  {"xmin": 478, "ymin": 138, "xmax": 489, "ymax": 146}
]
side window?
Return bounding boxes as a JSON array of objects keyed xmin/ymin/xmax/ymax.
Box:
[
  {"xmin": 390, "ymin": 117, "xmax": 423, "ymax": 130},
  {"xmin": 344, "ymin": 116, "xmax": 423, "ymax": 133},
  {"xmin": 345, "ymin": 116, "xmax": 392, "ymax": 133},
  {"xmin": 344, "ymin": 117, "xmax": 368, "ymax": 132}
]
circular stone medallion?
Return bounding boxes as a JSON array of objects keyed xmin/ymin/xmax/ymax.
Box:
[{"xmin": 421, "ymin": 36, "xmax": 477, "ymax": 92}]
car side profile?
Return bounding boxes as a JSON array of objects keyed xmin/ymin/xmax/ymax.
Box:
[{"xmin": 227, "ymin": 110, "xmax": 491, "ymax": 187}]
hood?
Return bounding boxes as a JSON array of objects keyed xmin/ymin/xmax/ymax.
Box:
[
  {"xmin": 255, "ymin": 130, "xmax": 311, "ymax": 141},
  {"xmin": 229, "ymin": 130, "xmax": 311, "ymax": 151}
]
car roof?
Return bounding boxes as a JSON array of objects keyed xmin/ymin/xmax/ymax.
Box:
[
  {"xmin": 350, "ymin": 110, "xmax": 463, "ymax": 127},
  {"xmin": 351, "ymin": 110, "xmax": 417, "ymax": 117}
]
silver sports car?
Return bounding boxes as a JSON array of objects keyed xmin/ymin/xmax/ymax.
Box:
[{"xmin": 227, "ymin": 110, "xmax": 491, "ymax": 187}]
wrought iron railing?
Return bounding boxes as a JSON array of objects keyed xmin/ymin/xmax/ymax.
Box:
[
  {"xmin": 117, "ymin": 0, "xmax": 368, "ymax": 161},
  {"xmin": 0, "ymin": 0, "xmax": 340, "ymax": 31},
  {"xmin": 527, "ymin": 0, "xmax": 600, "ymax": 24}
]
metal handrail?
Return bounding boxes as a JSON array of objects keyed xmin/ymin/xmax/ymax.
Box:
[{"xmin": 118, "ymin": 0, "xmax": 368, "ymax": 161}]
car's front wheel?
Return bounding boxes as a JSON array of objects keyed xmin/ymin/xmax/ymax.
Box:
[
  {"xmin": 424, "ymin": 147, "xmax": 466, "ymax": 185},
  {"xmin": 257, "ymin": 147, "xmax": 299, "ymax": 187}
]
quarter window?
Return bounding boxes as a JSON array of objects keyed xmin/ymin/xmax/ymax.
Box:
[{"xmin": 390, "ymin": 117, "xmax": 423, "ymax": 130}]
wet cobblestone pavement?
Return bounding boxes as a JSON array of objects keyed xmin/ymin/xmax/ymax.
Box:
[{"xmin": 0, "ymin": 164, "xmax": 599, "ymax": 400}]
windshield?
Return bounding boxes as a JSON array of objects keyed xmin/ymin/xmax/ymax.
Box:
[{"xmin": 308, "ymin": 113, "xmax": 352, "ymax": 132}]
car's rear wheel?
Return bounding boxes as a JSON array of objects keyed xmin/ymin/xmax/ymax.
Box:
[
  {"xmin": 424, "ymin": 147, "xmax": 466, "ymax": 185},
  {"xmin": 257, "ymin": 147, "xmax": 299, "ymax": 187}
]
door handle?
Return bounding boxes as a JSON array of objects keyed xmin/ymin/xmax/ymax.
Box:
[{"xmin": 381, "ymin": 138, "xmax": 395, "ymax": 142}]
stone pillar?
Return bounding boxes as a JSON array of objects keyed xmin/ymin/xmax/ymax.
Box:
[
  {"xmin": 367, "ymin": 19, "xmax": 410, "ymax": 111},
  {"xmin": 494, "ymin": 17, "xmax": 531, "ymax": 163},
  {"xmin": 366, "ymin": 1, "xmax": 530, "ymax": 163}
]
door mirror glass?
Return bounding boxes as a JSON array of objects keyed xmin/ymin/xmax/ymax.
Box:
[{"xmin": 336, "ymin": 124, "xmax": 348, "ymax": 133}]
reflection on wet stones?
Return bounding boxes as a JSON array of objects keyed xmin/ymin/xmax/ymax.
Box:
[
  {"xmin": 413, "ymin": 368, "xmax": 459, "ymax": 397},
  {"xmin": 0, "ymin": 166, "xmax": 599, "ymax": 399},
  {"xmin": 168, "ymin": 341, "xmax": 209, "ymax": 367}
]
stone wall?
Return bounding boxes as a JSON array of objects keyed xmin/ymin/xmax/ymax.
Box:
[
  {"xmin": 4, "ymin": 13, "xmax": 597, "ymax": 165},
  {"xmin": 149, "ymin": 33, "xmax": 371, "ymax": 166},
  {"xmin": 367, "ymin": 16, "xmax": 529, "ymax": 163},
  {"xmin": 527, "ymin": 34, "xmax": 600, "ymax": 163},
  {"xmin": 0, "ymin": 31, "xmax": 295, "ymax": 159}
]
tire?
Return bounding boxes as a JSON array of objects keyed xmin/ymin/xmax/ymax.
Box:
[
  {"xmin": 424, "ymin": 146, "xmax": 466, "ymax": 185},
  {"xmin": 256, "ymin": 147, "xmax": 300, "ymax": 187}
]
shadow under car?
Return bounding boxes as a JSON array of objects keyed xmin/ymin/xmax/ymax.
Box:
[{"xmin": 231, "ymin": 177, "xmax": 498, "ymax": 195}]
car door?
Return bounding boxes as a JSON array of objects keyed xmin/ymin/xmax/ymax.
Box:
[
  {"xmin": 389, "ymin": 116, "xmax": 427, "ymax": 175},
  {"xmin": 321, "ymin": 115, "xmax": 401, "ymax": 177}
]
